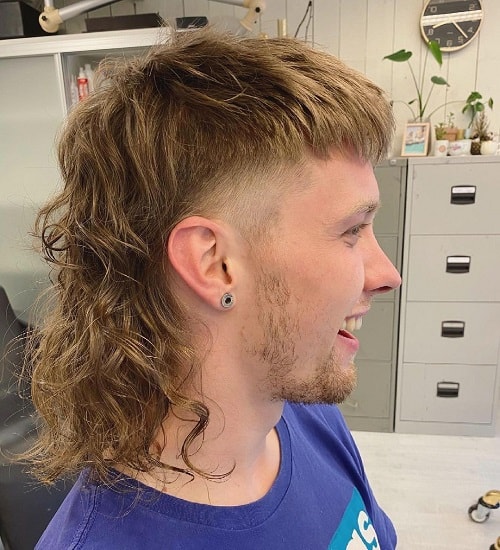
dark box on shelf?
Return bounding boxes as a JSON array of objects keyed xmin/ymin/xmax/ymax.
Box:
[
  {"xmin": 175, "ymin": 16, "xmax": 208, "ymax": 29},
  {"xmin": 85, "ymin": 13, "xmax": 163, "ymax": 32},
  {"xmin": 0, "ymin": 0, "xmax": 49, "ymax": 39}
]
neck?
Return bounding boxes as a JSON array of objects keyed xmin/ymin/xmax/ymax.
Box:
[{"xmin": 129, "ymin": 359, "xmax": 284, "ymax": 506}]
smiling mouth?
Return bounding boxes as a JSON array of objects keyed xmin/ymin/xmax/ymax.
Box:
[{"xmin": 340, "ymin": 317, "xmax": 363, "ymax": 332}]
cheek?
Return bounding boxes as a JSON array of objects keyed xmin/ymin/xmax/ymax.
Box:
[
  {"xmin": 277, "ymin": 245, "xmax": 364, "ymax": 318},
  {"xmin": 316, "ymin": 253, "xmax": 364, "ymax": 294}
]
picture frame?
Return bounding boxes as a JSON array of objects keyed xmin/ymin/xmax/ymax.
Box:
[{"xmin": 401, "ymin": 122, "xmax": 430, "ymax": 157}]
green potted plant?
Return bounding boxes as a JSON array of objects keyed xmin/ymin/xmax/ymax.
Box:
[
  {"xmin": 384, "ymin": 40, "xmax": 449, "ymax": 122},
  {"xmin": 443, "ymin": 112, "xmax": 458, "ymax": 142},
  {"xmin": 433, "ymin": 122, "xmax": 449, "ymax": 157},
  {"xmin": 434, "ymin": 122, "xmax": 447, "ymax": 140},
  {"xmin": 462, "ymin": 91, "xmax": 494, "ymax": 137}
]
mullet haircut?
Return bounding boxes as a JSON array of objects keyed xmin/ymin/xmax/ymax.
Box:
[{"xmin": 26, "ymin": 28, "xmax": 394, "ymax": 484}]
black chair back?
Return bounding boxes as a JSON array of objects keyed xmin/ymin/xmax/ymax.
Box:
[{"xmin": 0, "ymin": 287, "xmax": 71, "ymax": 550}]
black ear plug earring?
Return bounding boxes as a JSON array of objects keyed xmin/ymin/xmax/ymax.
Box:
[{"xmin": 221, "ymin": 293, "xmax": 235, "ymax": 309}]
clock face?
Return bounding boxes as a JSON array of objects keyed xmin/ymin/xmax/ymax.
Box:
[{"xmin": 421, "ymin": 0, "xmax": 483, "ymax": 52}]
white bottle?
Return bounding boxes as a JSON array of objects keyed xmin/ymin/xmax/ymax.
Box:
[
  {"xmin": 84, "ymin": 63, "xmax": 95, "ymax": 93},
  {"xmin": 70, "ymin": 76, "xmax": 79, "ymax": 107},
  {"xmin": 77, "ymin": 67, "xmax": 89, "ymax": 101}
]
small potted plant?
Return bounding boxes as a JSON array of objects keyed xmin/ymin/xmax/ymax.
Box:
[
  {"xmin": 435, "ymin": 122, "xmax": 446, "ymax": 139},
  {"xmin": 462, "ymin": 91, "xmax": 494, "ymax": 138},
  {"xmin": 434, "ymin": 122, "xmax": 448, "ymax": 156},
  {"xmin": 443, "ymin": 112, "xmax": 458, "ymax": 142},
  {"xmin": 471, "ymin": 111, "xmax": 496, "ymax": 155}
]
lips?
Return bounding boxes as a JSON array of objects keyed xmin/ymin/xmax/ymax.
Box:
[
  {"xmin": 338, "ymin": 329, "xmax": 356, "ymax": 340},
  {"xmin": 336, "ymin": 324, "xmax": 360, "ymax": 354}
]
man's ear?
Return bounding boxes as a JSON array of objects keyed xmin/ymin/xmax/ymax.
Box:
[{"xmin": 167, "ymin": 216, "xmax": 233, "ymax": 309}]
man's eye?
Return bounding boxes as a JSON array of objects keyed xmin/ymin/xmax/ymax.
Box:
[{"xmin": 346, "ymin": 224, "xmax": 368, "ymax": 238}]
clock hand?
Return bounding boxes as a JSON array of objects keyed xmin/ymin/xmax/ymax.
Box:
[
  {"xmin": 432, "ymin": 18, "xmax": 470, "ymax": 39},
  {"xmin": 432, "ymin": 19, "xmax": 451, "ymax": 29},
  {"xmin": 452, "ymin": 21, "xmax": 468, "ymax": 38}
]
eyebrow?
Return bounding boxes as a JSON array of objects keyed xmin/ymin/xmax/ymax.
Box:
[{"xmin": 349, "ymin": 199, "xmax": 381, "ymax": 217}]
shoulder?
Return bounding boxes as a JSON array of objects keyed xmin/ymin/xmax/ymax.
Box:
[
  {"xmin": 35, "ymin": 471, "xmax": 99, "ymax": 549},
  {"xmin": 282, "ymin": 402, "xmax": 365, "ymax": 473},
  {"xmin": 36, "ymin": 470, "xmax": 151, "ymax": 549}
]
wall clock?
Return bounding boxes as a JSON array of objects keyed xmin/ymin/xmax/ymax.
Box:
[{"xmin": 420, "ymin": 0, "xmax": 483, "ymax": 52}]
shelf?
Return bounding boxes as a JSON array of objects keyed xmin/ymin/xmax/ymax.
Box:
[{"xmin": 0, "ymin": 27, "xmax": 170, "ymax": 59}]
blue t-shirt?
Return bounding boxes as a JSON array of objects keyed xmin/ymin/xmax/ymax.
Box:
[{"xmin": 36, "ymin": 403, "xmax": 396, "ymax": 549}]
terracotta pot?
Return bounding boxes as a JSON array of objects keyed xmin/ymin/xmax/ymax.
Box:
[{"xmin": 444, "ymin": 128, "xmax": 458, "ymax": 142}]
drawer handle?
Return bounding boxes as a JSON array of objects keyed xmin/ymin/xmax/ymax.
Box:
[
  {"xmin": 441, "ymin": 320, "xmax": 465, "ymax": 338},
  {"xmin": 437, "ymin": 381, "xmax": 460, "ymax": 398},
  {"xmin": 450, "ymin": 185, "xmax": 476, "ymax": 205},
  {"xmin": 446, "ymin": 255, "xmax": 471, "ymax": 274}
]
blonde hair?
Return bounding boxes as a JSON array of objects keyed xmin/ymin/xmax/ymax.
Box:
[{"xmin": 27, "ymin": 28, "xmax": 394, "ymax": 484}]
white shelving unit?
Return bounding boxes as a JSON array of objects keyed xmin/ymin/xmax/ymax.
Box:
[
  {"xmin": 0, "ymin": 28, "xmax": 169, "ymax": 112},
  {"xmin": 0, "ymin": 29, "xmax": 167, "ymax": 320}
]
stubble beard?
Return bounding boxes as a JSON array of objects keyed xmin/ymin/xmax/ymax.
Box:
[{"xmin": 254, "ymin": 271, "xmax": 357, "ymax": 405}]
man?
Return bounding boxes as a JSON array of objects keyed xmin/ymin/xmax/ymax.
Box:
[{"xmin": 31, "ymin": 28, "xmax": 401, "ymax": 549}]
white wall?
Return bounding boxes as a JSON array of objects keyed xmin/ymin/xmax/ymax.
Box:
[
  {"xmin": 59, "ymin": 0, "xmax": 500, "ymax": 153},
  {"xmin": 0, "ymin": 56, "xmax": 64, "ymax": 320}
]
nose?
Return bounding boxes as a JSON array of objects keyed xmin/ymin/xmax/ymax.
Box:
[{"xmin": 363, "ymin": 235, "xmax": 401, "ymax": 296}]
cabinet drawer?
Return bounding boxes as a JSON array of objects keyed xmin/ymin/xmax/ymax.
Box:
[
  {"xmin": 358, "ymin": 301, "xmax": 394, "ymax": 361},
  {"xmin": 403, "ymin": 302, "xmax": 500, "ymax": 365},
  {"xmin": 374, "ymin": 166, "xmax": 403, "ymax": 234},
  {"xmin": 339, "ymin": 360, "xmax": 391, "ymax": 419},
  {"xmin": 410, "ymin": 165, "xmax": 500, "ymax": 235},
  {"xmin": 400, "ymin": 362, "xmax": 497, "ymax": 424},
  {"xmin": 407, "ymin": 235, "xmax": 500, "ymax": 302}
]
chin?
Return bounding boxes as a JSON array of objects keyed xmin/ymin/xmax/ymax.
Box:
[{"xmin": 273, "ymin": 361, "xmax": 357, "ymax": 405}]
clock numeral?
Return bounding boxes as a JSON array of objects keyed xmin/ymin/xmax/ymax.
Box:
[
  {"xmin": 467, "ymin": 26, "xmax": 474, "ymax": 34},
  {"xmin": 427, "ymin": 27, "xmax": 434, "ymax": 36},
  {"xmin": 434, "ymin": 37, "xmax": 441, "ymax": 45},
  {"xmin": 430, "ymin": 5, "xmax": 437, "ymax": 13},
  {"xmin": 458, "ymin": 35, "xmax": 464, "ymax": 43},
  {"xmin": 446, "ymin": 39, "xmax": 453, "ymax": 47},
  {"xmin": 469, "ymin": 3, "xmax": 477, "ymax": 10}
]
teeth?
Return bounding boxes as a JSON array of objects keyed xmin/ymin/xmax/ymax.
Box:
[{"xmin": 341, "ymin": 317, "xmax": 363, "ymax": 332}]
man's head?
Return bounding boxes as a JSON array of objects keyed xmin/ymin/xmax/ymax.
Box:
[{"xmin": 30, "ymin": 28, "xmax": 395, "ymax": 483}]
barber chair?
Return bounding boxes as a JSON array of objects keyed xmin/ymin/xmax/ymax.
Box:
[{"xmin": 0, "ymin": 286, "xmax": 71, "ymax": 550}]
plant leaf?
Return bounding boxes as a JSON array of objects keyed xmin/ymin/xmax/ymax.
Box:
[
  {"xmin": 467, "ymin": 91, "xmax": 482, "ymax": 102},
  {"xmin": 427, "ymin": 40, "xmax": 442, "ymax": 66},
  {"xmin": 384, "ymin": 49, "xmax": 412, "ymax": 62},
  {"xmin": 477, "ymin": 103, "xmax": 485, "ymax": 112},
  {"xmin": 431, "ymin": 76, "xmax": 449, "ymax": 86},
  {"xmin": 488, "ymin": 98, "xmax": 494, "ymax": 109}
]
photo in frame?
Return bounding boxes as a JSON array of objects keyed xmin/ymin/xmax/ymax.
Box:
[{"xmin": 401, "ymin": 122, "xmax": 430, "ymax": 156}]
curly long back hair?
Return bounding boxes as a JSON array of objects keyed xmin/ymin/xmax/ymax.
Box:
[{"xmin": 26, "ymin": 28, "xmax": 394, "ymax": 484}]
